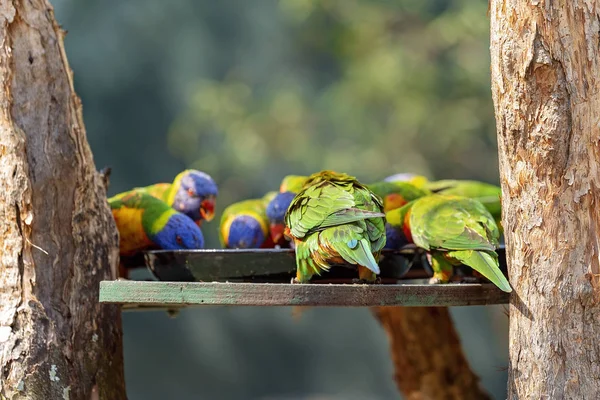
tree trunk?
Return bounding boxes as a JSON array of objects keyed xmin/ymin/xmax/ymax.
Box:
[
  {"xmin": 0, "ymin": 1, "xmax": 126, "ymax": 399},
  {"xmin": 374, "ymin": 307, "xmax": 490, "ymax": 400},
  {"xmin": 490, "ymin": 1, "xmax": 600, "ymax": 398}
]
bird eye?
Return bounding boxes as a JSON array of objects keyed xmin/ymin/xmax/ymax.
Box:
[
  {"xmin": 176, "ymin": 235, "xmax": 183, "ymax": 245},
  {"xmin": 187, "ymin": 188, "xmax": 196, "ymax": 196}
]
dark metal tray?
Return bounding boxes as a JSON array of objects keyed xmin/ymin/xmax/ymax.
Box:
[{"xmin": 131, "ymin": 246, "xmax": 507, "ymax": 284}]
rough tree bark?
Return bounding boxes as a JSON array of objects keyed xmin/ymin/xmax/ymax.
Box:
[
  {"xmin": 0, "ymin": 1, "xmax": 126, "ymax": 399},
  {"xmin": 374, "ymin": 307, "xmax": 490, "ymax": 400},
  {"xmin": 490, "ymin": 0, "xmax": 600, "ymax": 398}
]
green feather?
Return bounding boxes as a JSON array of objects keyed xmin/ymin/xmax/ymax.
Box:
[
  {"xmin": 321, "ymin": 225, "xmax": 381, "ymax": 274},
  {"xmin": 285, "ymin": 170, "xmax": 386, "ymax": 281},
  {"xmin": 424, "ymin": 179, "xmax": 502, "ymax": 220},
  {"xmin": 410, "ymin": 195, "xmax": 499, "ymax": 251},
  {"xmin": 407, "ymin": 194, "xmax": 510, "ymax": 292},
  {"xmin": 109, "ymin": 190, "xmax": 178, "ymax": 235},
  {"xmin": 448, "ymin": 250, "xmax": 512, "ymax": 293}
]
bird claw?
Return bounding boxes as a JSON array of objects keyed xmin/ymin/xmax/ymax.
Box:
[
  {"xmin": 290, "ymin": 277, "xmax": 302, "ymax": 284},
  {"xmin": 428, "ymin": 277, "xmax": 443, "ymax": 285}
]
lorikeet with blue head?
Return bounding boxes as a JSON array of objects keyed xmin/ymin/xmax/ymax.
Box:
[
  {"xmin": 264, "ymin": 175, "xmax": 311, "ymax": 247},
  {"xmin": 385, "ymin": 194, "xmax": 511, "ymax": 292},
  {"xmin": 138, "ymin": 169, "xmax": 218, "ymax": 226},
  {"xmin": 284, "ymin": 170, "xmax": 386, "ymax": 283},
  {"xmin": 220, "ymin": 192, "xmax": 277, "ymax": 249},
  {"xmin": 109, "ymin": 190, "xmax": 205, "ymax": 278},
  {"xmin": 265, "ymin": 191, "xmax": 297, "ymax": 247}
]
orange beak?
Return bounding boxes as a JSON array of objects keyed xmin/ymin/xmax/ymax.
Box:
[
  {"xmin": 200, "ymin": 197, "xmax": 216, "ymax": 222},
  {"xmin": 270, "ymin": 223, "xmax": 286, "ymax": 244}
]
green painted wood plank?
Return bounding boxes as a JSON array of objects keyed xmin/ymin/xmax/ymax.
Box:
[{"xmin": 99, "ymin": 281, "xmax": 509, "ymax": 308}]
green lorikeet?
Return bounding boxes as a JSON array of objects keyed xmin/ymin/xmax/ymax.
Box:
[
  {"xmin": 284, "ymin": 170, "xmax": 386, "ymax": 283},
  {"xmin": 366, "ymin": 180, "xmax": 431, "ymax": 212},
  {"xmin": 220, "ymin": 192, "xmax": 277, "ymax": 249},
  {"xmin": 386, "ymin": 194, "xmax": 511, "ymax": 292},
  {"xmin": 109, "ymin": 190, "xmax": 205, "ymax": 278},
  {"xmin": 138, "ymin": 169, "xmax": 218, "ymax": 226},
  {"xmin": 424, "ymin": 179, "xmax": 502, "ymax": 225}
]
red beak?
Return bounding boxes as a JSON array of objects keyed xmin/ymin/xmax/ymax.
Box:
[
  {"xmin": 200, "ymin": 198, "xmax": 216, "ymax": 222},
  {"xmin": 270, "ymin": 223, "xmax": 285, "ymax": 244}
]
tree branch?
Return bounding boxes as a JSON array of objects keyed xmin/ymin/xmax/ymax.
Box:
[{"xmin": 374, "ymin": 307, "xmax": 490, "ymax": 400}]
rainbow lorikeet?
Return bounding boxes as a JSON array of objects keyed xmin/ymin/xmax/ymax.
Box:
[
  {"xmin": 424, "ymin": 179, "xmax": 502, "ymax": 226},
  {"xmin": 219, "ymin": 192, "xmax": 277, "ymax": 249},
  {"xmin": 265, "ymin": 191, "xmax": 297, "ymax": 247},
  {"xmin": 109, "ymin": 190, "xmax": 205, "ymax": 277},
  {"xmin": 264, "ymin": 175, "xmax": 312, "ymax": 246},
  {"xmin": 138, "ymin": 169, "xmax": 218, "ymax": 226},
  {"xmin": 366, "ymin": 180, "xmax": 430, "ymax": 213},
  {"xmin": 284, "ymin": 170, "xmax": 386, "ymax": 283},
  {"xmin": 386, "ymin": 194, "xmax": 511, "ymax": 292}
]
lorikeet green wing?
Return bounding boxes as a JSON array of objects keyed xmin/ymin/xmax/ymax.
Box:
[
  {"xmin": 109, "ymin": 191, "xmax": 157, "ymax": 256},
  {"xmin": 137, "ymin": 183, "xmax": 171, "ymax": 202},
  {"xmin": 294, "ymin": 222, "xmax": 382, "ymax": 282},
  {"xmin": 408, "ymin": 194, "xmax": 510, "ymax": 292},
  {"xmin": 424, "ymin": 179, "xmax": 502, "ymax": 223},
  {"xmin": 284, "ymin": 170, "xmax": 385, "ymax": 283}
]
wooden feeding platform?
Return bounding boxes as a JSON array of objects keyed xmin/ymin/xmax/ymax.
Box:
[{"xmin": 99, "ymin": 247, "xmax": 510, "ymax": 309}]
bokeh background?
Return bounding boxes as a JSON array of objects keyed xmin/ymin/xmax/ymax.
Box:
[{"xmin": 53, "ymin": 0, "xmax": 508, "ymax": 398}]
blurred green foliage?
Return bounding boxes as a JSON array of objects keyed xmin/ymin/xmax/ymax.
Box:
[
  {"xmin": 168, "ymin": 0, "xmax": 498, "ymax": 221},
  {"xmin": 54, "ymin": 0, "xmax": 507, "ymax": 399}
]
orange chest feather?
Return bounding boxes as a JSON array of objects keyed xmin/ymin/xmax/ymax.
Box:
[
  {"xmin": 403, "ymin": 209, "xmax": 413, "ymax": 243},
  {"xmin": 383, "ymin": 194, "xmax": 407, "ymax": 213},
  {"xmin": 112, "ymin": 207, "xmax": 153, "ymax": 256}
]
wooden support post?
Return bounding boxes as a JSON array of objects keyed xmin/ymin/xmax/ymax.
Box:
[
  {"xmin": 490, "ymin": 0, "xmax": 600, "ymax": 398},
  {"xmin": 374, "ymin": 307, "xmax": 490, "ymax": 400},
  {"xmin": 0, "ymin": 1, "xmax": 126, "ymax": 398}
]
